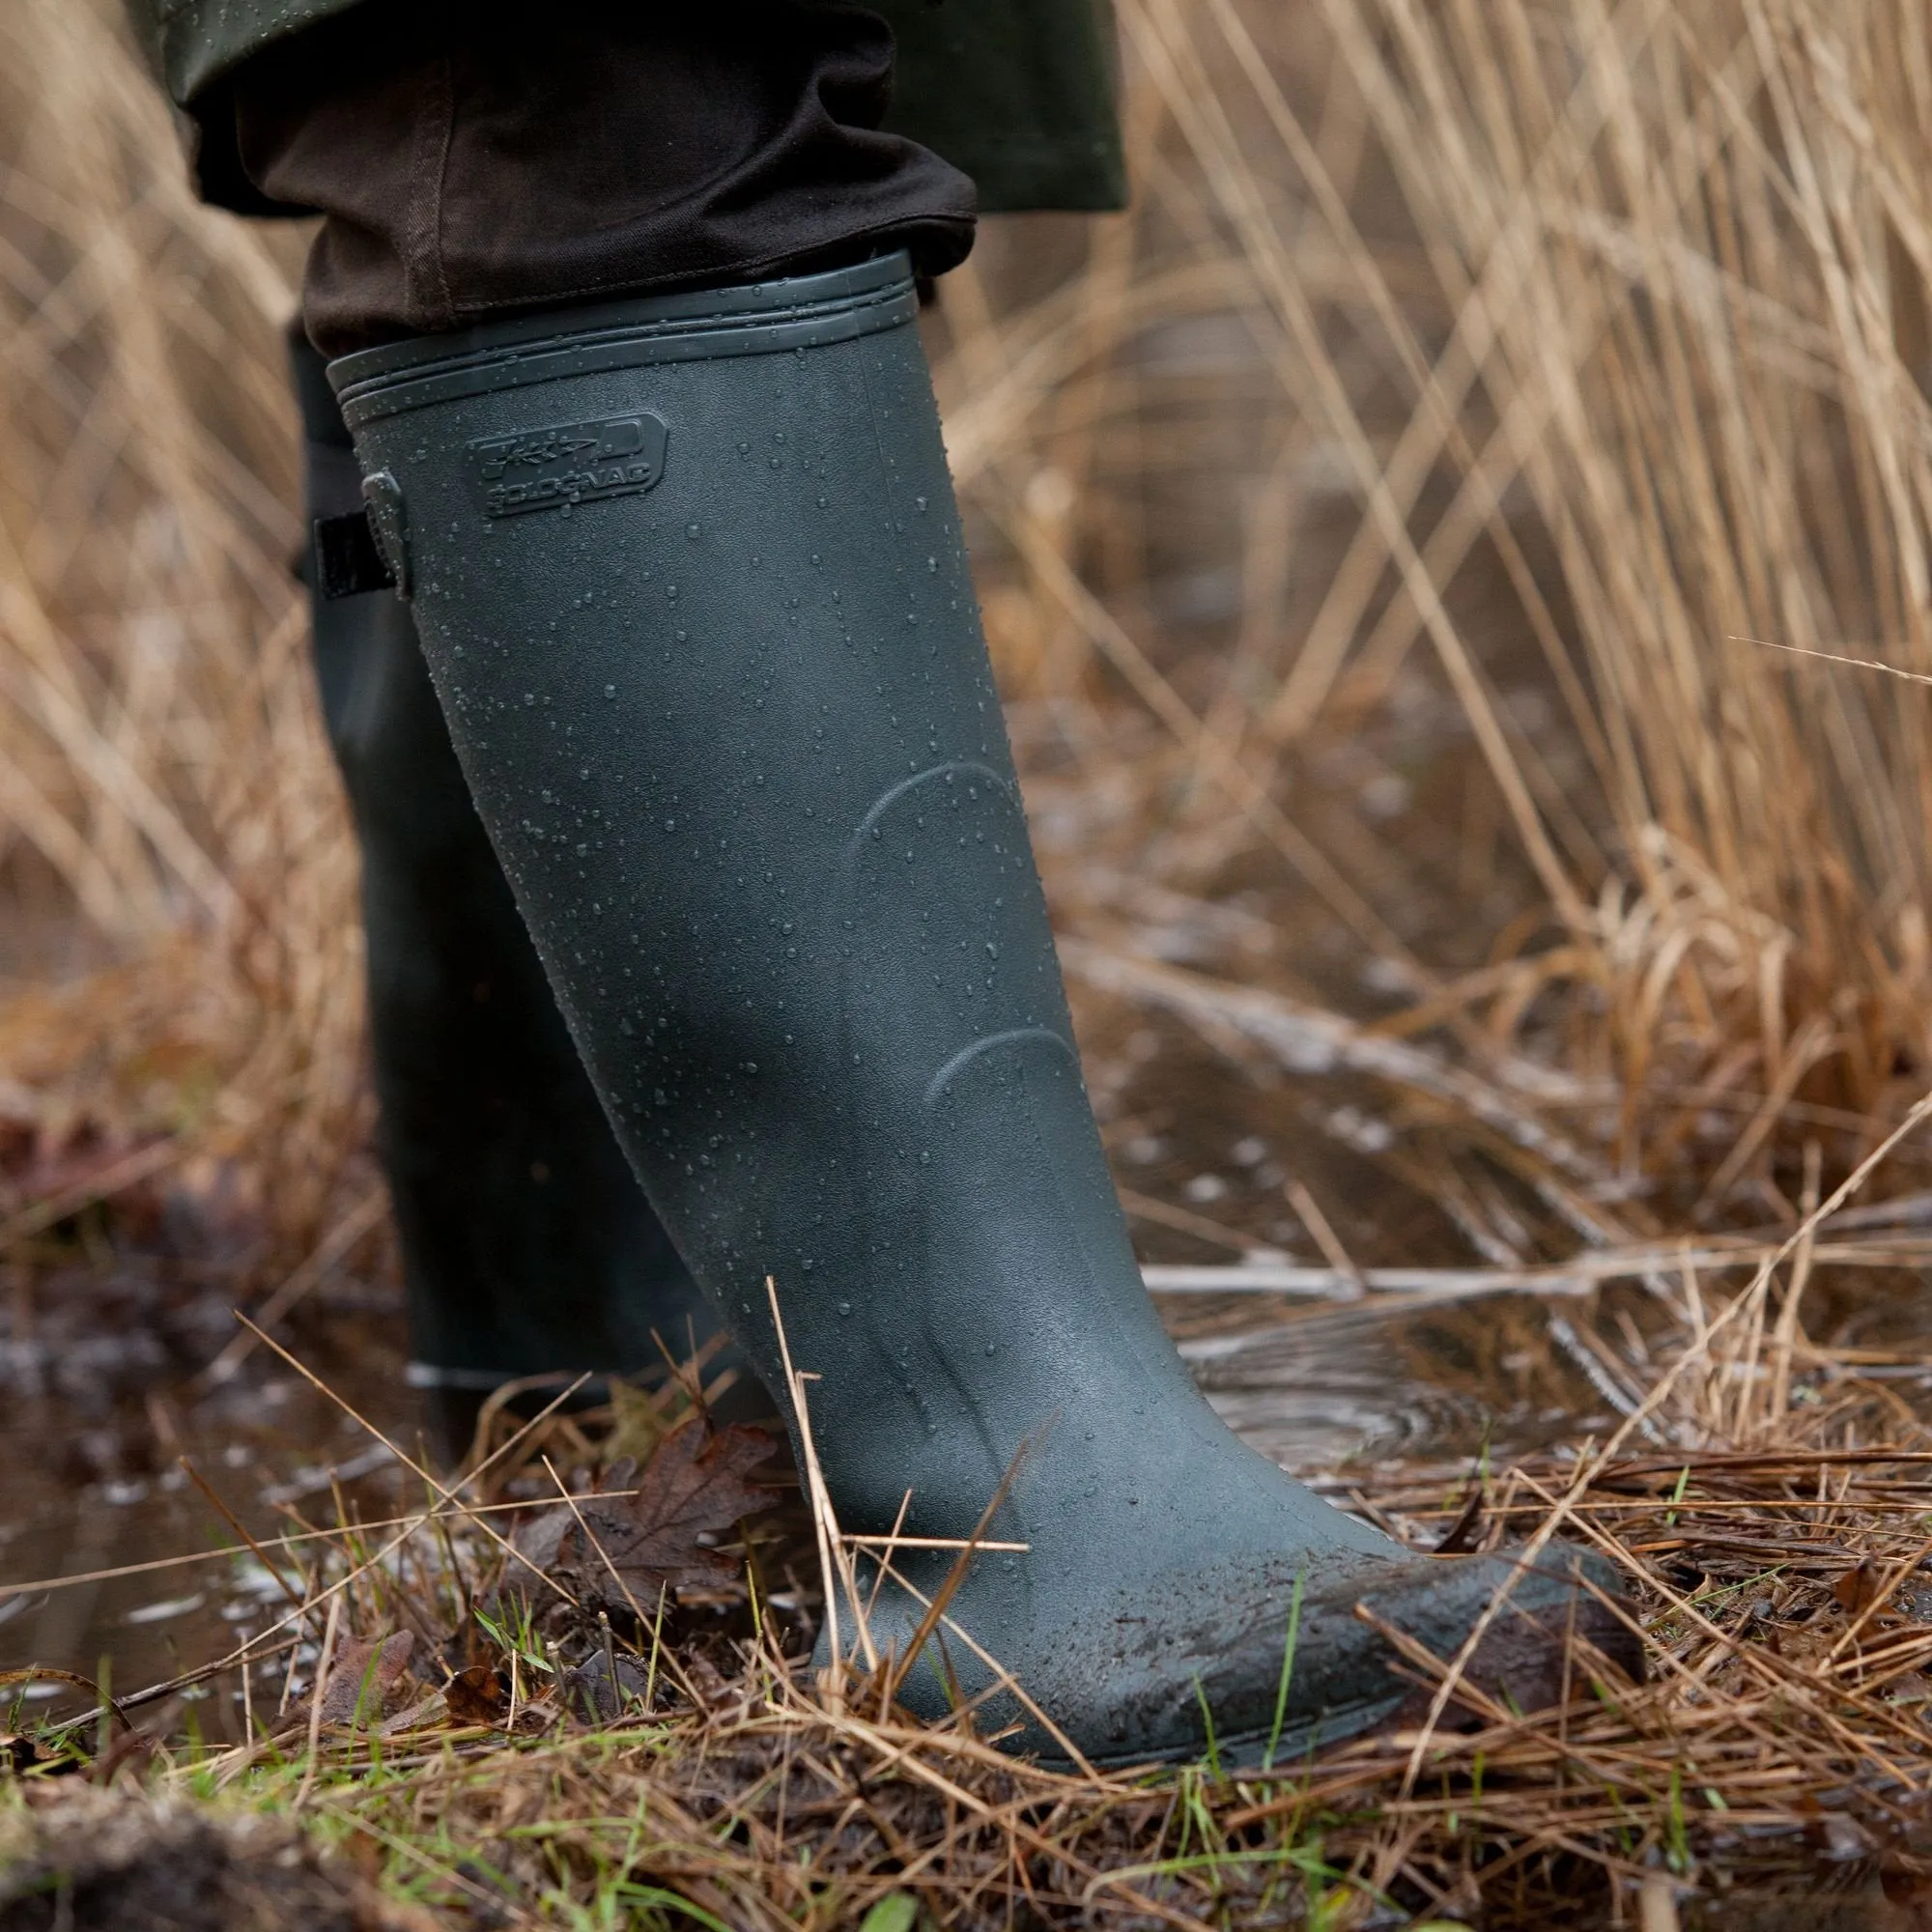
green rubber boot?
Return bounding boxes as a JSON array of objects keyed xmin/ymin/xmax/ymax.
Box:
[
  {"xmin": 293, "ymin": 332, "xmax": 752, "ymax": 1449},
  {"xmin": 326, "ymin": 256, "xmax": 1636, "ymax": 1763}
]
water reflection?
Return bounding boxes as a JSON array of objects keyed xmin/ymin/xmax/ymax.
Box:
[{"xmin": 0, "ymin": 1288, "xmax": 418, "ymax": 1732}]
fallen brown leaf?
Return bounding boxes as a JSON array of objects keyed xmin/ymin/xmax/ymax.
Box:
[
  {"xmin": 1833, "ymin": 1560, "xmax": 1883, "ymax": 1616},
  {"xmin": 443, "ymin": 1662, "xmax": 510, "ymax": 1728},
  {"xmin": 518, "ymin": 1420, "xmax": 779, "ymax": 1613},
  {"xmin": 316, "ymin": 1631, "xmax": 417, "ymax": 1728}
]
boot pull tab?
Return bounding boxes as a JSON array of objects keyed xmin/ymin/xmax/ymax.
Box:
[
  {"xmin": 313, "ymin": 470, "xmax": 411, "ymax": 601},
  {"xmin": 361, "ymin": 470, "xmax": 412, "ymax": 598}
]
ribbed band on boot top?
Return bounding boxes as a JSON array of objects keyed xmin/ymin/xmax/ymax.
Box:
[{"xmin": 329, "ymin": 257, "xmax": 918, "ymax": 424}]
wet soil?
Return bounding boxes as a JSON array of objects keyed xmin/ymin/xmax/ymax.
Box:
[
  {"xmin": 0, "ymin": 1025, "xmax": 1605, "ymax": 1745},
  {"xmin": 0, "ymin": 1787, "xmax": 412, "ymax": 1931},
  {"xmin": 0, "ymin": 1252, "xmax": 417, "ymax": 1738}
]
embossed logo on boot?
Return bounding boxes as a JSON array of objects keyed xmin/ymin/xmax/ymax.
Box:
[{"xmin": 469, "ymin": 414, "xmax": 669, "ymax": 517}]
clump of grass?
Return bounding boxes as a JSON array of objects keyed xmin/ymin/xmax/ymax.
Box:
[
  {"xmin": 944, "ymin": 0, "xmax": 1932, "ymax": 1229},
  {"xmin": 14, "ymin": 1217, "xmax": 1932, "ymax": 1928},
  {"xmin": 0, "ymin": 0, "xmax": 362, "ymax": 1273}
]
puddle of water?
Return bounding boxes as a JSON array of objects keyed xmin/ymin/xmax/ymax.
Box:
[
  {"xmin": 0, "ymin": 1127, "xmax": 1573, "ymax": 1730},
  {"xmin": 1176, "ymin": 1295, "xmax": 1601, "ymax": 1470},
  {"xmin": 0, "ymin": 1257, "xmax": 419, "ymax": 1735}
]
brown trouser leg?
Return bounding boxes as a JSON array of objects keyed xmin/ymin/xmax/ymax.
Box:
[{"xmin": 225, "ymin": 0, "xmax": 977, "ymax": 354}]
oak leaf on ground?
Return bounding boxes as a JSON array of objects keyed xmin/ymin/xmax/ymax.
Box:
[
  {"xmin": 516, "ymin": 1419, "xmax": 780, "ymax": 1611},
  {"xmin": 443, "ymin": 1662, "xmax": 510, "ymax": 1727}
]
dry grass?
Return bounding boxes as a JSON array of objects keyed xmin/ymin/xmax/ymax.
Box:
[
  {"xmin": 0, "ymin": 0, "xmax": 360, "ymax": 1268},
  {"xmin": 10, "ymin": 0, "xmax": 1932, "ymax": 1924},
  {"xmin": 8, "ymin": 0, "xmax": 1932, "ymax": 1253},
  {"xmin": 14, "ymin": 1242, "xmax": 1932, "ymax": 1928},
  {"xmin": 946, "ymin": 0, "xmax": 1932, "ymax": 1234}
]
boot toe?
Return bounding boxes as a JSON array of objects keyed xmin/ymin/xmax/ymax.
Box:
[
  {"xmin": 1351, "ymin": 1542, "xmax": 1643, "ymax": 1736},
  {"xmin": 1006, "ymin": 1541, "xmax": 1641, "ymax": 1770}
]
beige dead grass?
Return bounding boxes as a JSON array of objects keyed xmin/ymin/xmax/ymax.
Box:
[
  {"xmin": 946, "ymin": 0, "xmax": 1932, "ymax": 1226},
  {"xmin": 12, "ymin": 1220, "xmax": 1932, "ymax": 1928},
  {"xmin": 0, "ymin": 0, "xmax": 359, "ymax": 1263},
  {"xmin": 7, "ymin": 0, "xmax": 1932, "ymax": 1252}
]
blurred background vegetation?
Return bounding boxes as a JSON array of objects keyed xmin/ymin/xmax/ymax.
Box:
[{"xmin": 6, "ymin": 0, "xmax": 1932, "ymax": 1295}]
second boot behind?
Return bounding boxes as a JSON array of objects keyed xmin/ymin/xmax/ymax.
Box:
[{"xmin": 292, "ymin": 330, "xmax": 765, "ymax": 1449}]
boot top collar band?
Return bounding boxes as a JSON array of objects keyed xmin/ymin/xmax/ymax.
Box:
[{"xmin": 327, "ymin": 252, "xmax": 917, "ymax": 429}]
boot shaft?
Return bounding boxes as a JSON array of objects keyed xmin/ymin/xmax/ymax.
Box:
[
  {"xmin": 327, "ymin": 257, "xmax": 1204, "ymax": 1533},
  {"xmin": 321, "ymin": 265, "xmax": 1636, "ymax": 1762}
]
